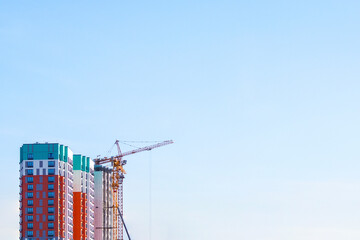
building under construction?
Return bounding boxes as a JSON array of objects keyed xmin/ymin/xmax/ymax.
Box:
[
  {"xmin": 19, "ymin": 140, "xmax": 173, "ymax": 240},
  {"xmin": 94, "ymin": 165, "xmax": 113, "ymax": 240}
]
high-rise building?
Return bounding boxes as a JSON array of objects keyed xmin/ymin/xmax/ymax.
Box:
[
  {"xmin": 73, "ymin": 154, "xmax": 95, "ymax": 240},
  {"xmin": 19, "ymin": 143, "xmax": 95, "ymax": 240},
  {"xmin": 94, "ymin": 165, "xmax": 113, "ymax": 240}
]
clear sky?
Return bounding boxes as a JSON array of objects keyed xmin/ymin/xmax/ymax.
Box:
[{"xmin": 1, "ymin": 0, "xmax": 360, "ymax": 239}]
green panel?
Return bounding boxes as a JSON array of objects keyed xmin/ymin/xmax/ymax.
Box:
[
  {"xmin": 73, "ymin": 154, "xmax": 91, "ymax": 172},
  {"xmin": 20, "ymin": 143, "xmax": 60, "ymax": 162},
  {"xmin": 81, "ymin": 156, "xmax": 86, "ymax": 171},
  {"xmin": 60, "ymin": 145, "xmax": 64, "ymax": 162},
  {"xmin": 86, "ymin": 157, "xmax": 90, "ymax": 172},
  {"xmin": 73, "ymin": 155, "xmax": 82, "ymax": 170},
  {"xmin": 64, "ymin": 146, "xmax": 68, "ymax": 162}
]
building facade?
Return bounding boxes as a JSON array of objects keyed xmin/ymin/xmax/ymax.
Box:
[
  {"xmin": 94, "ymin": 165, "xmax": 113, "ymax": 240},
  {"xmin": 19, "ymin": 143, "xmax": 95, "ymax": 240},
  {"xmin": 73, "ymin": 154, "xmax": 95, "ymax": 240}
]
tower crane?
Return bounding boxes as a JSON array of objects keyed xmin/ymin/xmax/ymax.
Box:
[{"xmin": 94, "ymin": 140, "xmax": 174, "ymax": 240}]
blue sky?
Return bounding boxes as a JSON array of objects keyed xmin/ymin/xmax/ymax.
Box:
[{"xmin": 1, "ymin": 0, "xmax": 360, "ymax": 239}]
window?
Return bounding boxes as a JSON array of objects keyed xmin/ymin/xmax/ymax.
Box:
[
  {"xmin": 48, "ymin": 153, "xmax": 54, "ymax": 159},
  {"xmin": 27, "ymin": 200, "xmax": 33, "ymax": 206},
  {"xmin": 48, "ymin": 200, "xmax": 54, "ymax": 206},
  {"xmin": 27, "ymin": 223, "xmax": 33, "ymax": 229},
  {"xmin": 48, "ymin": 223, "xmax": 54, "ymax": 229},
  {"xmin": 26, "ymin": 169, "xmax": 33, "ymax": 175},
  {"xmin": 26, "ymin": 161, "xmax": 33, "ymax": 167},
  {"xmin": 26, "ymin": 215, "xmax": 33, "ymax": 221},
  {"xmin": 48, "ymin": 184, "xmax": 54, "ymax": 190},
  {"xmin": 48, "ymin": 176, "xmax": 55, "ymax": 182},
  {"xmin": 48, "ymin": 215, "xmax": 55, "ymax": 221},
  {"xmin": 36, "ymin": 184, "xmax": 42, "ymax": 191},
  {"xmin": 48, "ymin": 192, "xmax": 55, "ymax": 198},
  {"xmin": 26, "ymin": 177, "xmax": 33, "ymax": 183},
  {"xmin": 48, "ymin": 230, "xmax": 55, "ymax": 236},
  {"xmin": 48, "ymin": 207, "xmax": 54, "ymax": 213},
  {"xmin": 27, "ymin": 154, "xmax": 33, "ymax": 160},
  {"xmin": 27, "ymin": 230, "xmax": 33, "ymax": 237},
  {"xmin": 27, "ymin": 192, "xmax": 33, "ymax": 198},
  {"xmin": 48, "ymin": 161, "xmax": 55, "ymax": 167},
  {"xmin": 48, "ymin": 169, "xmax": 55, "ymax": 175},
  {"xmin": 27, "ymin": 185, "xmax": 34, "ymax": 191},
  {"xmin": 26, "ymin": 208, "xmax": 33, "ymax": 214}
]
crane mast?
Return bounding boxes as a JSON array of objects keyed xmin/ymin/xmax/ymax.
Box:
[{"xmin": 94, "ymin": 140, "xmax": 174, "ymax": 240}]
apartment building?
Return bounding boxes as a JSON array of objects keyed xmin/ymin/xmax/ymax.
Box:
[
  {"xmin": 73, "ymin": 154, "xmax": 95, "ymax": 240},
  {"xmin": 19, "ymin": 143, "xmax": 95, "ymax": 240}
]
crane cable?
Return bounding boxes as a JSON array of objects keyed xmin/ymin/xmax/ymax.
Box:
[
  {"xmin": 149, "ymin": 151, "xmax": 152, "ymax": 240},
  {"xmin": 117, "ymin": 206, "xmax": 131, "ymax": 240},
  {"xmin": 118, "ymin": 141, "xmax": 144, "ymax": 150}
]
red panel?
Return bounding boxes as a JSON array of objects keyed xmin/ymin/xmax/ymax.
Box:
[
  {"xmin": 73, "ymin": 192, "xmax": 83, "ymax": 239},
  {"xmin": 82, "ymin": 192, "xmax": 87, "ymax": 240},
  {"xmin": 20, "ymin": 175, "xmax": 64, "ymax": 238}
]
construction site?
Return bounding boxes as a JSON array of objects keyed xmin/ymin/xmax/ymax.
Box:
[{"xmin": 19, "ymin": 140, "xmax": 173, "ymax": 240}]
